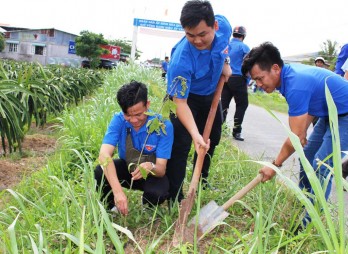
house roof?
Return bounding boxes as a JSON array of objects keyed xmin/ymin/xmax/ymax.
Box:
[
  {"xmin": 0, "ymin": 25, "xmax": 78, "ymax": 36},
  {"xmin": 0, "ymin": 25, "xmax": 29, "ymax": 32}
]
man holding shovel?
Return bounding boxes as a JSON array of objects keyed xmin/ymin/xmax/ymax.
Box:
[
  {"xmin": 165, "ymin": 0, "xmax": 232, "ymax": 203},
  {"xmin": 241, "ymin": 42, "xmax": 348, "ymax": 230}
]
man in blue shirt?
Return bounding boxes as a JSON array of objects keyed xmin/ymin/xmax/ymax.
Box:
[
  {"xmin": 334, "ymin": 43, "xmax": 348, "ymax": 76},
  {"xmin": 161, "ymin": 56, "xmax": 169, "ymax": 79},
  {"xmin": 221, "ymin": 26, "xmax": 250, "ymax": 141},
  {"xmin": 94, "ymin": 81, "xmax": 174, "ymax": 215},
  {"xmin": 242, "ymin": 42, "xmax": 348, "ymax": 229},
  {"xmin": 166, "ymin": 0, "xmax": 232, "ymax": 202}
]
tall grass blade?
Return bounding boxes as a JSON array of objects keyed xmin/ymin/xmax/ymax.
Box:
[
  {"xmin": 98, "ymin": 202, "xmax": 125, "ymax": 254},
  {"xmin": 7, "ymin": 213, "xmax": 20, "ymax": 254},
  {"xmin": 325, "ymin": 84, "xmax": 346, "ymax": 252},
  {"xmin": 79, "ymin": 206, "xmax": 86, "ymax": 254},
  {"xmin": 29, "ymin": 234, "xmax": 39, "ymax": 254}
]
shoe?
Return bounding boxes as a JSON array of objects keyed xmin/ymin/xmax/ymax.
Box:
[
  {"xmin": 292, "ymin": 224, "xmax": 303, "ymax": 236},
  {"xmin": 110, "ymin": 206, "xmax": 119, "ymax": 218},
  {"xmin": 110, "ymin": 206, "xmax": 119, "ymax": 213},
  {"xmin": 342, "ymin": 158, "xmax": 348, "ymax": 179},
  {"xmin": 202, "ymin": 179, "xmax": 218, "ymax": 191},
  {"xmin": 233, "ymin": 133, "xmax": 244, "ymax": 141}
]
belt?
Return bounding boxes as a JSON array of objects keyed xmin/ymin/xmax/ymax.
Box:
[{"xmin": 338, "ymin": 112, "xmax": 348, "ymax": 117}]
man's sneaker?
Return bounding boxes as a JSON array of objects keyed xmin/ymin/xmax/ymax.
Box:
[
  {"xmin": 110, "ymin": 206, "xmax": 119, "ymax": 218},
  {"xmin": 202, "ymin": 180, "xmax": 218, "ymax": 191},
  {"xmin": 233, "ymin": 133, "xmax": 244, "ymax": 141},
  {"xmin": 342, "ymin": 158, "xmax": 348, "ymax": 179}
]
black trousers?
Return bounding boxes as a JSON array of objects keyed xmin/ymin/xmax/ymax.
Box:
[
  {"xmin": 94, "ymin": 159, "xmax": 169, "ymax": 209},
  {"xmin": 165, "ymin": 93, "xmax": 222, "ymax": 202},
  {"xmin": 221, "ymin": 75, "xmax": 249, "ymax": 134}
]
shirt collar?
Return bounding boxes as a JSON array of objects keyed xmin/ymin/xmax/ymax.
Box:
[{"xmin": 279, "ymin": 64, "xmax": 290, "ymax": 95}]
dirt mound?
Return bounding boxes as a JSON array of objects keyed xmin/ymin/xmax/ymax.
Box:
[{"xmin": 0, "ymin": 131, "xmax": 57, "ymax": 190}]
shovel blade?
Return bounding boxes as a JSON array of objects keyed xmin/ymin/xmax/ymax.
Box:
[{"xmin": 186, "ymin": 200, "xmax": 229, "ymax": 241}]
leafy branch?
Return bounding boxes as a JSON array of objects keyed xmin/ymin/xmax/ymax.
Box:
[{"xmin": 135, "ymin": 76, "xmax": 187, "ymax": 179}]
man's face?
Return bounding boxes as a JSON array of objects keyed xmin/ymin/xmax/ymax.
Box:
[
  {"xmin": 250, "ymin": 64, "xmax": 281, "ymax": 93},
  {"xmin": 315, "ymin": 60, "xmax": 325, "ymax": 68},
  {"xmin": 123, "ymin": 101, "xmax": 149, "ymax": 130},
  {"xmin": 184, "ymin": 20, "xmax": 217, "ymax": 50}
]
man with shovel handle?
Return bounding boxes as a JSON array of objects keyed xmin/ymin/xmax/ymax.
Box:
[
  {"xmin": 165, "ymin": 0, "xmax": 232, "ymax": 204},
  {"xmin": 241, "ymin": 42, "xmax": 348, "ymax": 232}
]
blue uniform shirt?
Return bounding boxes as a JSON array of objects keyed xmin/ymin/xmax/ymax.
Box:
[
  {"xmin": 167, "ymin": 15, "xmax": 232, "ymax": 98},
  {"xmin": 229, "ymin": 37, "xmax": 250, "ymax": 76},
  {"xmin": 335, "ymin": 43, "xmax": 348, "ymax": 76},
  {"xmin": 102, "ymin": 112, "xmax": 174, "ymax": 160},
  {"xmin": 279, "ymin": 63, "xmax": 348, "ymax": 117},
  {"xmin": 162, "ymin": 61, "xmax": 169, "ymax": 72}
]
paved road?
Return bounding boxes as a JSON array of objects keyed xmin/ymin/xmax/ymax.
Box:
[{"xmin": 226, "ymin": 100, "xmax": 348, "ymax": 210}]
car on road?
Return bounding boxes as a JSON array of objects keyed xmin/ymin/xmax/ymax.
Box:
[{"xmin": 81, "ymin": 59, "xmax": 117, "ymax": 69}]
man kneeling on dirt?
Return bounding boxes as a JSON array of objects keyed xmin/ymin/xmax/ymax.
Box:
[{"xmin": 94, "ymin": 81, "xmax": 174, "ymax": 215}]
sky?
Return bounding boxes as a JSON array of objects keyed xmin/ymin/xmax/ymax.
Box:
[{"xmin": 1, "ymin": 0, "xmax": 348, "ymax": 61}]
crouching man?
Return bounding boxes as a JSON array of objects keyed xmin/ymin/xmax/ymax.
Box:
[{"xmin": 94, "ymin": 81, "xmax": 174, "ymax": 215}]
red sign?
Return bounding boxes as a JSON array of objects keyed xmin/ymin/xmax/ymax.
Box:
[{"xmin": 100, "ymin": 45, "xmax": 121, "ymax": 60}]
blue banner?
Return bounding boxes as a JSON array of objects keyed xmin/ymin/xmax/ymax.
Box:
[
  {"xmin": 68, "ymin": 41, "xmax": 76, "ymax": 54},
  {"xmin": 133, "ymin": 18, "xmax": 183, "ymax": 31}
]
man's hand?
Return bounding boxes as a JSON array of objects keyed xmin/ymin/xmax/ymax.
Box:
[
  {"xmin": 131, "ymin": 162, "xmax": 153, "ymax": 180},
  {"xmin": 114, "ymin": 191, "xmax": 128, "ymax": 215},
  {"xmin": 192, "ymin": 133, "xmax": 210, "ymax": 154},
  {"xmin": 259, "ymin": 166, "xmax": 276, "ymax": 182}
]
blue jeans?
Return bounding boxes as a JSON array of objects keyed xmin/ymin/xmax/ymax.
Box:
[{"xmin": 299, "ymin": 115, "xmax": 348, "ymax": 224}]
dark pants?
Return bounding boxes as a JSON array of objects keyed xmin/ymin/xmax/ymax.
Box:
[
  {"xmin": 165, "ymin": 93, "xmax": 222, "ymax": 202},
  {"xmin": 94, "ymin": 159, "xmax": 169, "ymax": 209},
  {"xmin": 221, "ymin": 75, "xmax": 249, "ymax": 134}
]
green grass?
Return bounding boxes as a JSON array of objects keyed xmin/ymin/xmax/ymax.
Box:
[
  {"xmin": 0, "ymin": 63, "xmax": 346, "ymax": 253},
  {"xmin": 248, "ymin": 90, "xmax": 288, "ymax": 114}
]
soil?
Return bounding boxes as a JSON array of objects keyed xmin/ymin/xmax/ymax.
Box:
[{"xmin": 0, "ymin": 125, "xmax": 57, "ymax": 191}]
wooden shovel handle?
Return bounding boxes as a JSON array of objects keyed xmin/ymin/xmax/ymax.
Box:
[
  {"xmin": 202, "ymin": 75, "xmax": 225, "ymax": 142},
  {"xmin": 222, "ymin": 174, "xmax": 263, "ymax": 211},
  {"xmin": 188, "ymin": 75, "xmax": 226, "ymax": 193}
]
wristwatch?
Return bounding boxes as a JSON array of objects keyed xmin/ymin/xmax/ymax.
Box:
[
  {"xmin": 224, "ymin": 56, "xmax": 230, "ymax": 65},
  {"xmin": 272, "ymin": 160, "xmax": 282, "ymax": 168},
  {"xmin": 150, "ymin": 162, "xmax": 156, "ymax": 171}
]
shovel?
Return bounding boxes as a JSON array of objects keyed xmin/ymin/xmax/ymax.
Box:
[
  {"xmin": 172, "ymin": 75, "xmax": 226, "ymax": 246},
  {"xmin": 183, "ymin": 173, "xmax": 264, "ymax": 243}
]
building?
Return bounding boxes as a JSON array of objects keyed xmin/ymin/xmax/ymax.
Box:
[{"xmin": 0, "ymin": 26, "xmax": 83, "ymax": 67}]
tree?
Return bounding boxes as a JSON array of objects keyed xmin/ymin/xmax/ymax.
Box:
[
  {"xmin": 303, "ymin": 39, "xmax": 338, "ymax": 70},
  {"xmin": 75, "ymin": 31, "xmax": 109, "ymax": 68},
  {"xmin": 319, "ymin": 39, "xmax": 338, "ymax": 68},
  {"xmin": 108, "ymin": 38, "xmax": 142, "ymax": 60},
  {"xmin": 0, "ymin": 34, "xmax": 5, "ymax": 52}
]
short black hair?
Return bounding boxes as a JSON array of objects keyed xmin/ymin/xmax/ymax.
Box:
[
  {"xmin": 180, "ymin": 0, "xmax": 215, "ymax": 29},
  {"xmin": 242, "ymin": 42, "xmax": 284, "ymax": 77},
  {"xmin": 116, "ymin": 81, "xmax": 148, "ymax": 113}
]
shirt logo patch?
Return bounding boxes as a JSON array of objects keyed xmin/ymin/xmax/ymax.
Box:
[{"xmin": 145, "ymin": 145, "xmax": 155, "ymax": 151}]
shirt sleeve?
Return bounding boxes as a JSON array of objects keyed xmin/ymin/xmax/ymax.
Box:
[
  {"xmin": 102, "ymin": 113, "xmax": 123, "ymax": 146},
  {"xmin": 155, "ymin": 119, "xmax": 174, "ymax": 159},
  {"xmin": 167, "ymin": 49, "xmax": 193, "ymax": 99}
]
